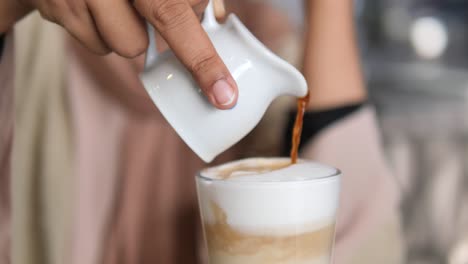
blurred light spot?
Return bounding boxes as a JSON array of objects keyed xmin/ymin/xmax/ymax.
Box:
[
  {"xmin": 410, "ymin": 17, "xmax": 448, "ymax": 59},
  {"xmin": 166, "ymin": 73, "xmax": 173, "ymax": 80}
]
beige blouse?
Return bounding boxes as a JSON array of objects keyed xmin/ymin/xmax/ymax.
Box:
[{"xmin": 0, "ymin": 33, "xmax": 13, "ymax": 264}]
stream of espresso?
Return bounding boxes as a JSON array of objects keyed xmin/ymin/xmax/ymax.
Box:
[{"xmin": 290, "ymin": 93, "xmax": 310, "ymax": 164}]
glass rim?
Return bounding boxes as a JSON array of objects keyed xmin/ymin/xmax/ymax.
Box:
[{"xmin": 196, "ymin": 157, "xmax": 341, "ymax": 183}]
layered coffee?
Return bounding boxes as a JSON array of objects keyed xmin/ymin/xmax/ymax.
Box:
[{"xmin": 197, "ymin": 158, "xmax": 341, "ymax": 264}]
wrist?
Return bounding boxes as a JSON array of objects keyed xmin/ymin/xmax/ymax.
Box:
[
  {"xmin": 306, "ymin": 83, "xmax": 367, "ymax": 111},
  {"xmin": 303, "ymin": 0, "xmax": 367, "ymax": 111}
]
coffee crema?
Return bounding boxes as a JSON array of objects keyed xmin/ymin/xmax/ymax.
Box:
[
  {"xmin": 212, "ymin": 159, "xmax": 291, "ymax": 180},
  {"xmin": 205, "ymin": 202, "xmax": 335, "ymax": 264},
  {"xmin": 197, "ymin": 158, "xmax": 340, "ymax": 264}
]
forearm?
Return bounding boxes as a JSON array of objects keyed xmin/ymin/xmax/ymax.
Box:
[
  {"xmin": 0, "ymin": 0, "xmax": 31, "ymax": 33},
  {"xmin": 303, "ymin": 0, "xmax": 366, "ymax": 111}
]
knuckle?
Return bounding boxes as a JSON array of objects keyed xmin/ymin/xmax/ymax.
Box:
[
  {"xmin": 45, "ymin": 0, "xmax": 58, "ymax": 8},
  {"xmin": 82, "ymin": 38, "xmax": 111, "ymax": 55},
  {"xmin": 70, "ymin": 32, "xmax": 110, "ymax": 56},
  {"xmin": 39, "ymin": 10, "xmax": 60, "ymax": 23},
  {"xmin": 190, "ymin": 51, "xmax": 218, "ymax": 75},
  {"xmin": 94, "ymin": 48, "xmax": 111, "ymax": 56},
  {"xmin": 191, "ymin": 0, "xmax": 208, "ymax": 7},
  {"xmin": 151, "ymin": 0, "xmax": 192, "ymax": 30},
  {"xmin": 111, "ymin": 31, "xmax": 148, "ymax": 58},
  {"xmin": 64, "ymin": 0, "xmax": 81, "ymax": 17},
  {"xmin": 38, "ymin": 0, "xmax": 67, "ymax": 24},
  {"xmin": 133, "ymin": 38, "xmax": 149, "ymax": 56},
  {"xmin": 116, "ymin": 41, "xmax": 148, "ymax": 58},
  {"xmin": 191, "ymin": 0, "xmax": 208, "ymax": 16},
  {"xmin": 46, "ymin": 0, "xmax": 63, "ymax": 13}
]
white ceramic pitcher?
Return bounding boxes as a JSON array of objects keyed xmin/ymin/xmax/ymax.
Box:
[{"xmin": 140, "ymin": 1, "xmax": 307, "ymax": 162}]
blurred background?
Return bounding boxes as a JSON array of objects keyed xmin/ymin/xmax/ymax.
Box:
[
  {"xmin": 356, "ymin": 0, "xmax": 468, "ymax": 263},
  {"xmin": 4, "ymin": 0, "xmax": 468, "ymax": 263},
  {"xmin": 359, "ymin": 0, "xmax": 468, "ymax": 263},
  {"xmin": 235, "ymin": 0, "xmax": 468, "ymax": 262},
  {"xmin": 265, "ymin": 0, "xmax": 468, "ymax": 262}
]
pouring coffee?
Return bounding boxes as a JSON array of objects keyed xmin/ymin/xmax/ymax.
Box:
[
  {"xmin": 139, "ymin": 0, "xmax": 307, "ymax": 162},
  {"xmin": 197, "ymin": 158, "xmax": 341, "ymax": 264}
]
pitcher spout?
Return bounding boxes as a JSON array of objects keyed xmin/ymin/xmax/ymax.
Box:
[
  {"xmin": 267, "ymin": 61, "xmax": 308, "ymax": 98},
  {"xmin": 226, "ymin": 14, "xmax": 308, "ymax": 99},
  {"xmin": 279, "ymin": 65, "xmax": 308, "ymax": 98}
]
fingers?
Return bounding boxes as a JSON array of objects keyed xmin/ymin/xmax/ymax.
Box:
[
  {"xmin": 135, "ymin": 0, "xmax": 238, "ymax": 109},
  {"xmin": 62, "ymin": 8, "xmax": 111, "ymax": 55},
  {"xmin": 213, "ymin": 0, "xmax": 226, "ymax": 20},
  {"xmin": 188, "ymin": 0, "xmax": 208, "ymax": 19},
  {"xmin": 87, "ymin": 0, "xmax": 148, "ymax": 58},
  {"xmin": 34, "ymin": 0, "xmax": 111, "ymax": 55},
  {"xmin": 36, "ymin": 0, "xmax": 238, "ymax": 109}
]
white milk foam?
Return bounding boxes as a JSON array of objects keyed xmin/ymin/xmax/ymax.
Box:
[{"xmin": 197, "ymin": 158, "xmax": 341, "ymax": 235}]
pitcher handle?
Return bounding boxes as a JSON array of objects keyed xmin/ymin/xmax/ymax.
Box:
[
  {"xmin": 144, "ymin": 0, "xmax": 219, "ymax": 70},
  {"xmin": 201, "ymin": 0, "xmax": 219, "ymax": 29},
  {"xmin": 144, "ymin": 22, "xmax": 158, "ymax": 69}
]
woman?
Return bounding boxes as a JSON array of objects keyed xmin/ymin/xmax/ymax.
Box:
[{"xmin": 0, "ymin": 0, "xmax": 403, "ymax": 263}]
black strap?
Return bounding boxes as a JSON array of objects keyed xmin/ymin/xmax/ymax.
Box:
[
  {"xmin": 282, "ymin": 102, "xmax": 365, "ymax": 155},
  {"xmin": 0, "ymin": 34, "xmax": 5, "ymax": 61}
]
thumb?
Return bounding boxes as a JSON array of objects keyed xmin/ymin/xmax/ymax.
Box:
[{"xmin": 135, "ymin": 0, "xmax": 238, "ymax": 109}]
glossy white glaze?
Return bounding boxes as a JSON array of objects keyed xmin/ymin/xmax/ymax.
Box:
[{"xmin": 140, "ymin": 2, "xmax": 307, "ymax": 162}]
